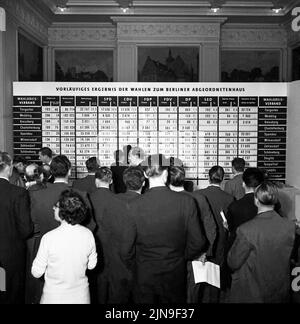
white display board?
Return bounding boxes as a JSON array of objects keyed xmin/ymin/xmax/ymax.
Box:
[{"xmin": 13, "ymin": 82, "xmax": 287, "ymax": 183}]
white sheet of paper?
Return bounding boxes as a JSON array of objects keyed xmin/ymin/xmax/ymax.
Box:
[
  {"xmin": 220, "ymin": 210, "xmax": 227, "ymax": 223},
  {"xmin": 192, "ymin": 261, "xmax": 220, "ymax": 288}
]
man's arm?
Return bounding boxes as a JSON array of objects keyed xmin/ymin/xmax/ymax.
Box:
[
  {"xmin": 193, "ymin": 193, "xmax": 217, "ymax": 258},
  {"xmin": 32, "ymin": 235, "xmax": 48, "ymax": 278},
  {"xmin": 121, "ymin": 203, "xmax": 137, "ymax": 271},
  {"xmin": 227, "ymin": 227, "xmax": 253, "ymax": 271},
  {"xmin": 185, "ymin": 197, "xmax": 207, "ymax": 261}
]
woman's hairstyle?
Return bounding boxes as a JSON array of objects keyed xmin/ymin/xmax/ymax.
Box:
[
  {"xmin": 0, "ymin": 152, "xmax": 12, "ymax": 173},
  {"xmin": 254, "ymin": 181, "xmax": 278, "ymax": 206},
  {"xmin": 57, "ymin": 190, "xmax": 88, "ymax": 225}
]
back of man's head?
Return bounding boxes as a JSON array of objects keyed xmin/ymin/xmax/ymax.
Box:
[
  {"xmin": 232, "ymin": 157, "xmax": 246, "ymax": 172},
  {"xmin": 50, "ymin": 155, "xmax": 71, "ymax": 179},
  {"xmin": 0, "ymin": 152, "xmax": 12, "ymax": 174},
  {"xmin": 95, "ymin": 167, "xmax": 112, "ymax": 183},
  {"xmin": 169, "ymin": 166, "xmax": 185, "ymax": 187},
  {"xmin": 25, "ymin": 163, "xmax": 41, "ymax": 182},
  {"xmin": 85, "ymin": 157, "xmax": 100, "ymax": 173},
  {"xmin": 209, "ymin": 166, "xmax": 224, "ymax": 184},
  {"xmin": 242, "ymin": 167, "xmax": 264, "ymax": 189},
  {"xmin": 130, "ymin": 147, "xmax": 145, "ymax": 160},
  {"xmin": 144, "ymin": 154, "xmax": 169, "ymax": 178},
  {"xmin": 255, "ymin": 181, "xmax": 278, "ymax": 206},
  {"xmin": 123, "ymin": 166, "xmax": 145, "ymax": 191},
  {"xmin": 39, "ymin": 147, "xmax": 53, "ymax": 159}
]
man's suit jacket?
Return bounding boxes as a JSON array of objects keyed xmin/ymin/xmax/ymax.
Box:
[
  {"xmin": 117, "ymin": 190, "xmax": 141, "ymax": 203},
  {"xmin": 224, "ymin": 173, "xmax": 245, "ymax": 200},
  {"xmin": 227, "ymin": 193, "xmax": 257, "ymax": 234},
  {"xmin": 72, "ymin": 174, "xmax": 97, "ymax": 194},
  {"xmin": 227, "ymin": 192, "xmax": 283, "ymax": 245},
  {"xmin": 128, "ymin": 186, "xmax": 206, "ymax": 303},
  {"xmin": 194, "ymin": 186, "xmax": 234, "ymax": 266},
  {"xmin": 90, "ymin": 188, "xmax": 133, "ymax": 303},
  {"xmin": 30, "ymin": 182, "xmax": 96, "ymax": 243},
  {"xmin": 228, "ymin": 210, "xmax": 295, "ymax": 303},
  {"xmin": 0, "ymin": 179, "xmax": 33, "ymax": 304}
]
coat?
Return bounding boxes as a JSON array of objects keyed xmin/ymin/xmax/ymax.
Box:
[
  {"xmin": 0, "ymin": 179, "xmax": 33, "ymax": 304},
  {"xmin": 227, "ymin": 210, "xmax": 295, "ymax": 303},
  {"xmin": 128, "ymin": 186, "xmax": 206, "ymax": 303},
  {"xmin": 224, "ymin": 174, "xmax": 245, "ymax": 200},
  {"xmin": 90, "ymin": 188, "xmax": 133, "ymax": 303},
  {"xmin": 72, "ymin": 175, "xmax": 97, "ymax": 194}
]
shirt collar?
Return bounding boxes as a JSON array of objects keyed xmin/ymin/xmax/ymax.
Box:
[{"xmin": 0, "ymin": 176, "xmax": 9, "ymax": 182}]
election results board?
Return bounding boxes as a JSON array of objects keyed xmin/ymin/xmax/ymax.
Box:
[{"xmin": 13, "ymin": 82, "xmax": 287, "ymax": 182}]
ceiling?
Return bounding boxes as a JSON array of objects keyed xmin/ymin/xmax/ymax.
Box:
[{"xmin": 37, "ymin": 0, "xmax": 300, "ymax": 24}]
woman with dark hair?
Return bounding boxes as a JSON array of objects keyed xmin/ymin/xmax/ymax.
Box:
[{"xmin": 31, "ymin": 190, "xmax": 97, "ymax": 304}]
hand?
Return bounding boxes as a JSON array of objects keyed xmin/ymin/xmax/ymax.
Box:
[
  {"xmin": 223, "ymin": 220, "xmax": 229, "ymax": 230},
  {"xmin": 197, "ymin": 253, "xmax": 207, "ymax": 264}
]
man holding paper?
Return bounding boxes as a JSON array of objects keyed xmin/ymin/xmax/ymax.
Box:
[{"xmin": 227, "ymin": 182, "xmax": 295, "ymax": 303}]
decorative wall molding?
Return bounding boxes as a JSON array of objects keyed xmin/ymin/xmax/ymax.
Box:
[
  {"xmin": 221, "ymin": 24, "xmax": 287, "ymax": 48},
  {"xmin": 0, "ymin": 0, "xmax": 49, "ymax": 43},
  {"xmin": 48, "ymin": 23, "xmax": 117, "ymax": 46},
  {"xmin": 112, "ymin": 17, "xmax": 226, "ymax": 43}
]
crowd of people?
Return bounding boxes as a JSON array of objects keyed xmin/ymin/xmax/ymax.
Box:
[{"xmin": 0, "ymin": 145, "xmax": 298, "ymax": 304}]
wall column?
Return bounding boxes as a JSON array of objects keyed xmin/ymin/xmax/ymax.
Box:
[
  {"xmin": 0, "ymin": 29, "xmax": 5, "ymax": 151},
  {"xmin": 117, "ymin": 43, "xmax": 136, "ymax": 82},
  {"xmin": 202, "ymin": 43, "xmax": 220, "ymax": 81}
]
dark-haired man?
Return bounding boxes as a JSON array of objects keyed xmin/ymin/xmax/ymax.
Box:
[
  {"xmin": 38, "ymin": 147, "xmax": 53, "ymax": 166},
  {"xmin": 39, "ymin": 147, "xmax": 54, "ymax": 183},
  {"xmin": 27, "ymin": 155, "xmax": 95, "ymax": 304},
  {"xmin": 0, "ymin": 152, "xmax": 33, "ymax": 304},
  {"xmin": 90, "ymin": 167, "xmax": 134, "ymax": 304},
  {"xmin": 224, "ymin": 157, "xmax": 246, "ymax": 200},
  {"xmin": 127, "ymin": 154, "xmax": 206, "ymax": 303},
  {"xmin": 117, "ymin": 166, "xmax": 145, "ymax": 202},
  {"xmin": 226, "ymin": 167, "xmax": 265, "ymax": 236},
  {"xmin": 72, "ymin": 157, "xmax": 100, "ymax": 194},
  {"xmin": 193, "ymin": 166, "xmax": 234, "ymax": 303}
]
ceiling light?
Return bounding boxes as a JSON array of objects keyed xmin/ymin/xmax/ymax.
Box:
[
  {"xmin": 211, "ymin": 7, "xmax": 220, "ymax": 13},
  {"xmin": 121, "ymin": 7, "xmax": 129, "ymax": 13},
  {"xmin": 272, "ymin": 7, "xmax": 282, "ymax": 14},
  {"xmin": 56, "ymin": 5, "xmax": 67, "ymax": 12}
]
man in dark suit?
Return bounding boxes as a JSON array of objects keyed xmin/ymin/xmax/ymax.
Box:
[
  {"xmin": 90, "ymin": 167, "xmax": 132, "ymax": 303},
  {"xmin": 127, "ymin": 154, "xmax": 206, "ymax": 303},
  {"xmin": 38, "ymin": 147, "xmax": 54, "ymax": 183},
  {"xmin": 0, "ymin": 152, "xmax": 33, "ymax": 304},
  {"xmin": 117, "ymin": 166, "xmax": 145, "ymax": 202},
  {"xmin": 226, "ymin": 167, "xmax": 265, "ymax": 236},
  {"xmin": 228, "ymin": 182, "xmax": 295, "ymax": 303},
  {"xmin": 224, "ymin": 157, "xmax": 246, "ymax": 200},
  {"xmin": 27, "ymin": 155, "xmax": 95, "ymax": 304},
  {"xmin": 72, "ymin": 156, "xmax": 100, "ymax": 194},
  {"xmin": 193, "ymin": 165, "xmax": 234, "ymax": 302}
]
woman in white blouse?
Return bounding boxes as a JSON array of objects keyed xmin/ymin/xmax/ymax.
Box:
[{"xmin": 31, "ymin": 190, "xmax": 97, "ymax": 304}]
